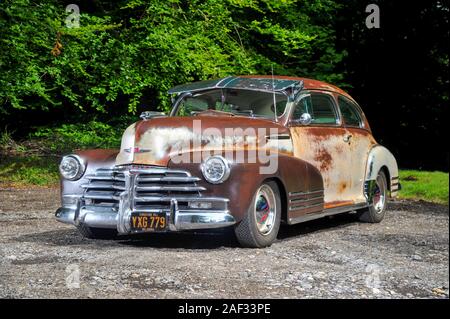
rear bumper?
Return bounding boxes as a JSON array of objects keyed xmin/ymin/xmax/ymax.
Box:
[{"xmin": 55, "ymin": 200, "xmax": 236, "ymax": 233}]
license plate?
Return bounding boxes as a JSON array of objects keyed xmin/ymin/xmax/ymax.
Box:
[{"xmin": 130, "ymin": 212, "xmax": 167, "ymax": 232}]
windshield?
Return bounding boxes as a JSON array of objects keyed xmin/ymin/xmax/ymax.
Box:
[{"xmin": 173, "ymin": 89, "xmax": 288, "ymax": 118}]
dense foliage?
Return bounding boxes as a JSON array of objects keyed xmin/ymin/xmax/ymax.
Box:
[
  {"xmin": 0, "ymin": 0, "xmax": 448, "ymax": 170},
  {"xmin": 0, "ymin": 0, "xmax": 343, "ymax": 115}
]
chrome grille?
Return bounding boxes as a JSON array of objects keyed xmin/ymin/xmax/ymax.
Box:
[
  {"xmin": 83, "ymin": 168, "xmax": 125, "ymax": 204},
  {"xmin": 82, "ymin": 166, "xmax": 205, "ymax": 210},
  {"xmin": 134, "ymin": 167, "xmax": 205, "ymax": 210}
]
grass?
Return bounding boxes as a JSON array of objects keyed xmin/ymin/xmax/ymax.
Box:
[
  {"xmin": 0, "ymin": 120, "xmax": 124, "ymax": 188},
  {"xmin": 398, "ymin": 170, "xmax": 449, "ymax": 205},
  {"xmin": 0, "ymin": 156, "xmax": 59, "ymax": 188}
]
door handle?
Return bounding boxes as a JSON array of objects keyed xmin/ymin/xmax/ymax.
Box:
[{"xmin": 343, "ymin": 134, "xmax": 353, "ymax": 143}]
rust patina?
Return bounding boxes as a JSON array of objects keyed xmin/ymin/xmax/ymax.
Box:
[{"xmin": 56, "ymin": 75, "xmax": 399, "ymax": 247}]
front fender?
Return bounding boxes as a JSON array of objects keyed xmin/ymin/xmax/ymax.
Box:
[
  {"xmin": 167, "ymin": 151, "xmax": 322, "ymax": 223},
  {"xmin": 60, "ymin": 149, "xmax": 119, "ymax": 197}
]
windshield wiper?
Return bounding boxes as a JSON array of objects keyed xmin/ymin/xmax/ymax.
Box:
[
  {"xmin": 232, "ymin": 110, "xmax": 254, "ymax": 117},
  {"xmin": 231, "ymin": 110, "xmax": 268, "ymax": 118}
]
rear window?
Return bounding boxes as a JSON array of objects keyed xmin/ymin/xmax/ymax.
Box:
[{"xmin": 338, "ymin": 96, "xmax": 363, "ymax": 127}]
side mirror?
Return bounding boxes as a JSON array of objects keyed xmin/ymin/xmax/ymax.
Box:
[
  {"xmin": 299, "ymin": 113, "xmax": 312, "ymax": 125},
  {"xmin": 290, "ymin": 113, "xmax": 312, "ymax": 126}
]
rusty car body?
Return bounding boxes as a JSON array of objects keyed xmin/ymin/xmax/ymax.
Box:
[{"xmin": 56, "ymin": 76, "xmax": 399, "ymax": 247}]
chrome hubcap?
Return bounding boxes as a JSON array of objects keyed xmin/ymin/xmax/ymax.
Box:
[
  {"xmin": 254, "ymin": 185, "xmax": 276, "ymax": 235},
  {"xmin": 373, "ymin": 175, "xmax": 386, "ymax": 213}
]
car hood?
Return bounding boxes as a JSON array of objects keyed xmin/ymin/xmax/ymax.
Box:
[{"xmin": 115, "ymin": 114, "xmax": 292, "ymax": 166}]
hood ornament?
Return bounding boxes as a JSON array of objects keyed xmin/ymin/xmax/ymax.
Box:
[
  {"xmin": 140, "ymin": 111, "xmax": 166, "ymax": 120},
  {"xmin": 124, "ymin": 147, "xmax": 151, "ymax": 153}
]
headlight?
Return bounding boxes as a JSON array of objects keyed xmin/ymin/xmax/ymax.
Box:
[
  {"xmin": 59, "ymin": 155, "xmax": 86, "ymax": 180},
  {"xmin": 201, "ymin": 155, "xmax": 230, "ymax": 184}
]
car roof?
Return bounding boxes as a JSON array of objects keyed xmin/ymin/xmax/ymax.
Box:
[
  {"xmin": 168, "ymin": 76, "xmax": 302, "ymax": 95},
  {"xmin": 168, "ymin": 75, "xmax": 353, "ymax": 100},
  {"xmin": 239, "ymin": 75, "xmax": 353, "ymax": 99}
]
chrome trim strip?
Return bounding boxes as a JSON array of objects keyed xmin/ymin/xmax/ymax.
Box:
[
  {"xmin": 135, "ymin": 185, "xmax": 206, "ymax": 192},
  {"xmin": 83, "ymin": 194, "xmax": 230, "ymax": 203},
  {"xmin": 323, "ymin": 202, "xmax": 368, "ymax": 215},
  {"xmin": 265, "ymin": 134, "xmax": 291, "ymax": 140},
  {"xmin": 215, "ymin": 76, "xmax": 234, "ymax": 87},
  {"xmin": 134, "ymin": 196, "xmax": 229, "ymax": 203},
  {"xmin": 83, "ymin": 193, "xmax": 119, "ymax": 201},
  {"xmin": 288, "ymin": 202, "xmax": 368, "ymax": 224},
  {"xmin": 92, "ymin": 167, "xmax": 191, "ymax": 176},
  {"xmin": 289, "ymin": 189, "xmax": 324, "ymax": 197},
  {"xmin": 289, "ymin": 202, "xmax": 323, "ymax": 211},
  {"xmin": 132, "ymin": 209, "xmax": 230, "ymax": 215},
  {"xmin": 137, "ymin": 176, "xmax": 201, "ymax": 183},
  {"xmin": 169, "ymin": 198, "xmax": 178, "ymax": 231},
  {"xmin": 117, "ymin": 170, "xmax": 133, "ymax": 234},
  {"xmin": 84, "ymin": 175, "xmax": 125, "ymax": 181},
  {"xmin": 364, "ymin": 180, "xmax": 377, "ymax": 204},
  {"xmin": 289, "ymin": 195, "xmax": 324, "ymax": 203},
  {"xmin": 81, "ymin": 184, "xmax": 125, "ymax": 191},
  {"xmin": 176, "ymin": 212, "xmax": 235, "ymax": 230}
]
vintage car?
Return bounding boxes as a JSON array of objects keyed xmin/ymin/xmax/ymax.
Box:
[{"xmin": 56, "ymin": 76, "xmax": 399, "ymax": 248}]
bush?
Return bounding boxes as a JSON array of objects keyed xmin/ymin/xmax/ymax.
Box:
[
  {"xmin": 0, "ymin": 0, "xmax": 344, "ymax": 116},
  {"xmin": 0, "ymin": 156, "xmax": 59, "ymax": 187},
  {"xmin": 30, "ymin": 120, "xmax": 128, "ymax": 154}
]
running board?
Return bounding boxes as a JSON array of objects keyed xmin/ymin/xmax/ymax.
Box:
[{"xmin": 288, "ymin": 202, "xmax": 368, "ymax": 225}]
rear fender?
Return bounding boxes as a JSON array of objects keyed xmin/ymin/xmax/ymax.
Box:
[{"xmin": 365, "ymin": 145, "xmax": 399, "ymax": 197}]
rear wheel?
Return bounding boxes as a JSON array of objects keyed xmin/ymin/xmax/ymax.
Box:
[
  {"xmin": 359, "ymin": 170, "xmax": 388, "ymax": 223},
  {"xmin": 77, "ymin": 224, "xmax": 117, "ymax": 239},
  {"xmin": 234, "ymin": 181, "xmax": 281, "ymax": 248}
]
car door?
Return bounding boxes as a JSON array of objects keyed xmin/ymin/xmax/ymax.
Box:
[
  {"xmin": 337, "ymin": 95, "xmax": 377, "ymax": 203},
  {"xmin": 289, "ymin": 91, "xmax": 355, "ymax": 208}
]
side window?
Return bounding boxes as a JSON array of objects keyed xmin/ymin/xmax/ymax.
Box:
[
  {"xmin": 291, "ymin": 93, "xmax": 338, "ymax": 125},
  {"xmin": 338, "ymin": 96, "xmax": 363, "ymax": 127},
  {"xmin": 310, "ymin": 93, "xmax": 338, "ymax": 124},
  {"xmin": 292, "ymin": 95, "xmax": 312, "ymax": 119}
]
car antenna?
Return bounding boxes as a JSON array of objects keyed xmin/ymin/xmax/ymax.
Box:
[{"xmin": 272, "ymin": 65, "xmax": 278, "ymax": 122}]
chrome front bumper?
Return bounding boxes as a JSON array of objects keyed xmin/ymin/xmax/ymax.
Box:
[
  {"xmin": 56, "ymin": 166, "xmax": 236, "ymax": 234},
  {"xmin": 55, "ymin": 198, "xmax": 236, "ymax": 233}
]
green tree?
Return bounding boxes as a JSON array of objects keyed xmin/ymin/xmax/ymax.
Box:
[{"xmin": 0, "ymin": 0, "xmax": 344, "ymax": 116}]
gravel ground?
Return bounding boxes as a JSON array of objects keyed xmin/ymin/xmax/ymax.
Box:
[{"xmin": 0, "ymin": 188, "xmax": 448, "ymax": 299}]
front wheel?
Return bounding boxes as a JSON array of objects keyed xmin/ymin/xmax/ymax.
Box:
[
  {"xmin": 358, "ymin": 170, "xmax": 388, "ymax": 223},
  {"xmin": 234, "ymin": 181, "xmax": 281, "ymax": 248}
]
